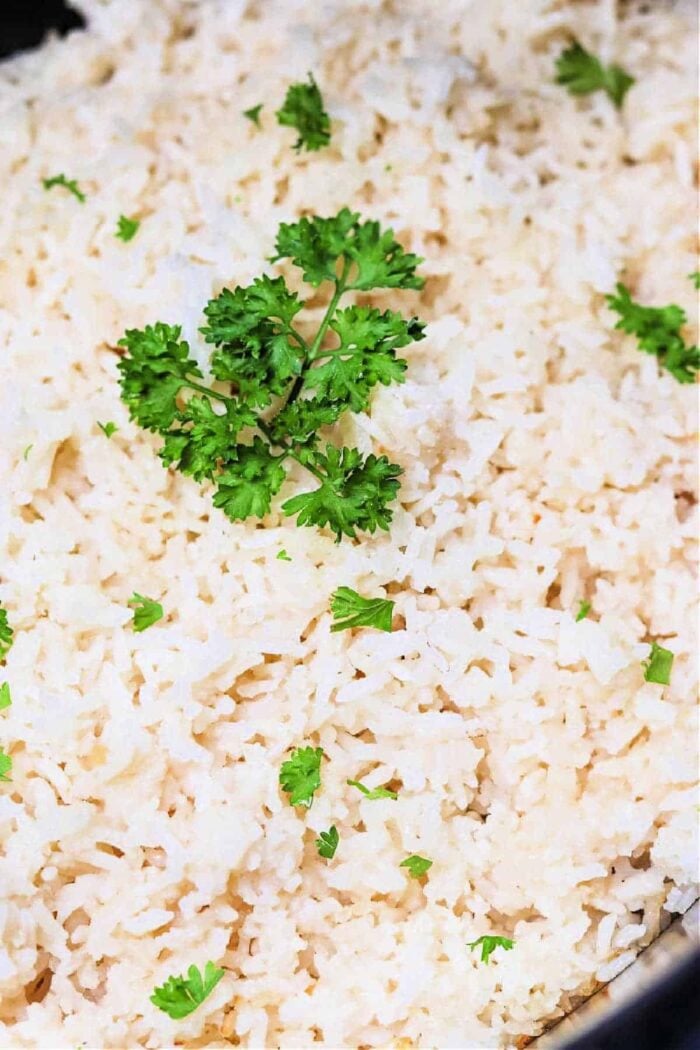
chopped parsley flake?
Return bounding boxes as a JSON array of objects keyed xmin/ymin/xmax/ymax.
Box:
[
  {"xmin": 150, "ymin": 961, "xmax": 224, "ymax": 1019},
  {"xmin": 279, "ymin": 746, "xmax": 323, "ymax": 808},
  {"xmin": 98, "ymin": 421, "xmax": 118, "ymax": 438},
  {"xmin": 0, "ymin": 682, "xmax": 11, "ymax": 711},
  {"xmin": 0, "ymin": 606, "xmax": 13, "ymax": 662},
  {"xmin": 400, "ymin": 854, "xmax": 432, "ymax": 879},
  {"xmin": 42, "ymin": 173, "xmax": 86, "ymax": 203},
  {"xmin": 467, "ymin": 935, "xmax": 515, "ymax": 964},
  {"xmin": 276, "ymin": 73, "xmax": 331, "ymax": 152},
  {"xmin": 315, "ymin": 825, "xmax": 339, "ymax": 859},
  {"xmin": 330, "ymin": 587, "xmax": 394, "ymax": 633},
  {"xmin": 243, "ymin": 104, "xmax": 263, "ymax": 127},
  {"xmin": 277, "ymin": 549, "xmax": 292, "ymax": 561},
  {"xmin": 689, "ymin": 271, "xmax": 700, "ymax": 290},
  {"xmin": 128, "ymin": 593, "xmax": 164, "ymax": 632},
  {"xmin": 643, "ymin": 641, "xmax": 674, "ymax": 686},
  {"xmin": 23, "ymin": 444, "xmax": 33, "ymax": 460},
  {"xmin": 575, "ymin": 600, "xmax": 591, "ymax": 622},
  {"xmin": 0, "ymin": 749, "xmax": 12, "ymax": 782},
  {"xmin": 555, "ymin": 41, "xmax": 634, "ymax": 108},
  {"xmin": 116, "ymin": 215, "xmax": 140, "ymax": 242},
  {"xmin": 606, "ymin": 283, "xmax": 699, "ymax": 383},
  {"xmin": 347, "ymin": 778, "xmax": 397, "ymax": 801}
]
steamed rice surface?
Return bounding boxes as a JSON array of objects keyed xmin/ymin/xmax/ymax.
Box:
[{"xmin": 0, "ymin": 0, "xmax": 697, "ymax": 1047}]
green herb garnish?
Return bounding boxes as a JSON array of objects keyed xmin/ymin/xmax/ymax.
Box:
[
  {"xmin": 689, "ymin": 271, "xmax": 700, "ymax": 290},
  {"xmin": 98, "ymin": 421, "xmax": 118, "ymax": 438},
  {"xmin": 467, "ymin": 935, "xmax": 515, "ymax": 964},
  {"xmin": 575, "ymin": 600, "xmax": 591, "ymax": 622},
  {"xmin": 276, "ymin": 74, "xmax": 330, "ymax": 152},
  {"xmin": 0, "ymin": 606, "xmax": 13, "ymax": 662},
  {"xmin": 555, "ymin": 41, "xmax": 634, "ymax": 108},
  {"xmin": 116, "ymin": 215, "xmax": 140, "ymax": 242},
  {"xmin": 315, "ymin": 825, "xmax": 339, "ymax": 859},
  {"xmin": 150, "ymin": 962, "xmax": 224, "ymax": 1019},
  {"xmin": 42, "ymin": 173, "xmax": 86, "ymax": 203},
  {"xmin": 400, "ymin": 854, "xmax": 432, "ymax": 879},
  {"xmin": 23, "ymin": 444, "xmax": 33, "ymax": 460},
  {"xmin": 330, "ymin": 587, "xmax": 394, "ymax": 632},
  {"xmin": 277, "ymin": 549, "xmax": 292, "ymax": 561},
  {"xmin": 0, "ymin": 683, "xmax": 11, "ymax": 711},
  {"xmin": 643, "ymin": 641, "xmax": 674, "ymax": 685},
  {"xmin": 117, "ymin": 209, "xmax": 424, "ymax": 541},
  {"xmin": 0, "ymin": 749, "xmax": 12, "ymax": 782},
  {"xmin": 346, "ymin": 778, "xmax": 397, "ymax": 801},
  {"xmin": 128, "ymin": 593, "xmax": 164, "ymax": 632},
  {"xmin": 606, "ymin": 283, "xmax": 699, "ymax": 383},
  {"xmin": 280, "ymin": 746, "xmax": 323, "ymax": 808},
  {"xmin": 243, "ymin": 104, "xmax": 263, "ymax": 127}
]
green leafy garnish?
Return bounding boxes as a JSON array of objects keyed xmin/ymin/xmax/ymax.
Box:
[
  {"xmin": 115, "ymin": 215, "xmax": 140, "ymax": 242},
  {"xmin": 643, "ymin": 641, "xmax": 674, "ymax": 686},
  {"xmin": 555, "ymin": 41, "xmax": 634, "ymax": 108},
  {"xmin": 117, "ymin": 210, "xmax": 424, "ymax": 540},
  {"xmin": 277, "ymin": 549, "xmax": 292, "ymax": 561},
  {"xmin": 346, "ymin": 778, "xmax": 397, "ymax": 801},
  {"xmin": 243, "ymin": 104, "xmax": 263, "ymax": 127},
  {"xmin": 330, "ymin": 587, "xmax": 394, "ymax": 633},
  {"xmin": 98, "ymin": 421, "xmax": 118, "ymax": 438},
  {"xmin": 0, "ymin": 606, "xmax": 13, "ymax": 662},
  {"xmin": 0, "ymin": 683, "xmax": 11, "ymax": 711},
  {"xmin": 128, "ymin": 593, "xmax": 164, "ymax": 632},
  {"xmin": 467, "ymin": 935, "xmax": 515, "ymax": 964},
  {"xmin": 23, "ymin": 444, "xmax": 33, "ymax": 461},
  {"xmin": 400, "ymin": 854, "xmax": 432, "ymax": 879},
  {"xmin": 280, "ymin": 746, "xmax": 323, "ymax": 808},
  {"xmin": 575, "ymin": 600, "xmax": 591, "ymax": 622},
  {"xmin": 606, "ymin": 283, "xmax": 699, "ymax": 383},
  {"xmin": 0, "ymin": 749, "xmax": 12, "ymax": 782},
  {"xmin": 42, "ymin": 173, "xmax": 86, "ymax": 203},
  {"xmin": 689, "ymin": 271, "xmax": 700, "ymax": 290},
  {"xmin": 150, "ymin": 961, "xmax": 224, "ymax": 1019},
  {"xmin": 276, "ymin": 73, "xmax": 330, "ymax": 152},
  {"xmin": 315, "ymin": 825, "xmax": 339, "ymax": 859}
]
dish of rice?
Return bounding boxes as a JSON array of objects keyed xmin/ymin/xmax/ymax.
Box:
[{"xmin": 0, "ymin": 0, "xmax": 697, "ymax": 1047}]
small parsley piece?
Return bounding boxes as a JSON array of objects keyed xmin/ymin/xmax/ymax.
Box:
[
  {"xmin": 330, "ymin": 587, "xmax": 394, "ymax": 633},
  {"xmin": 0, "ymin": 682, "xmax": 11, "ymax": 711},
  {"xmin": 575, "ymin": 600, "xmax": 591, "ymax": 622},
  {"xmin": 128, "ymin": 593, "xmax": 164, "ymax": 632},
  {"xmin": 150, "ymin": 961, "xmax": 224, "ymax": 1019},
  {"xmin": 98, "ymin": 421, "xmax": 118, "ymax": 438},
  {"xmin": 400, "ymin": 854, "xmax": 432, "ymax": 879},
  {"xmin": 346, "ymin": 778, "xmax": 397, "ymax": 801},
  {"xmin": 116, "ymin": 215, "xmax": 140, "ymax": 242},
  {"xmin": 643, "ymin": 641, "xmax": 674, "ymax": 686},
  {"xmin": 467, "ymin": 935, "xmax": 515, "ymax": 964},
  {"xmin": 0, "ymin": 606, "xmax": 13, "ymax": 662},
  {"xmin": 315, "ymin": 825, "xmax": 339, "ymax": 859},
  {"xmin": 243, "ymin": 104, "xmax": 263, "ymax": 127},
  {"xmin": 0, "ymin": 749, "xmax": 12, "ymax": 782},
  {"xmin": 555, "ymin": 41, "xmax": 634, "ymax": 108},
  {"xmin": 42, "ymin": 173, "xmax": 86, "ymax": 203},
  {"xmin": 276, "ymin": 73, "xmax": 330, "ymax": 152},
  {"xmin": 280, "ymin": 746, "xmax": 323, "ymax": 808},
  {"xmin": 689, "ymin": 271, "xmax": 700, "ymax": 290},
  {"xmin": 23, "ymin": 444, "xmax": 33, "ymax": 460},
  {"xmin": 606, "ymin": 283, "xmax": 699, "ymax": 383},
  {"xmin": 117, "ymin": 211, "xmax": 424, "ymax": 540},
  {"xmin": 277, "ymin": 549, "xmax": 292, "ymax": 561}
]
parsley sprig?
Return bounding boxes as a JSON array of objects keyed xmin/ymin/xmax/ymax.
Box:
[
  {"xmin": 315, "ymin": 825, "xmax": 339, "ymax": 859},
  {"xmin": 280, "ymin": 746, "xmax": 324, "ymax": 808},
  {"xmin": 467, "ymin": 935, "xmax": 515, "ymax": 964},
  {"xmin": 330, "ymin": 587, "xmax": 394, "ymax": 632},
  {"xmin": 606, "ymin": 283, "xmax": 699, "ymax": 383},
  {"xmin": 150, "ymin": 961, "xmax": 224, "ymax": 1019},
  {"xmin": 555, "ymin": 41, "xmax": 634, "ymax": 108},
  {"xmin": 117, "ymin": 209, "xmax": 424, "ymax": 540},
  {"xmin": 276, "ymin": 74, "xmax": 330, "ymax": 152}
]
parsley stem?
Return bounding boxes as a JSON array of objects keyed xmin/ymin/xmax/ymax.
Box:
[{"xmin": 186, "ymin": 379, "xmax": 235, "ymax": 404}]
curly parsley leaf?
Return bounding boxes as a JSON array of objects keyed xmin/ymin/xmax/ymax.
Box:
[
  {"xmin": 330, "ymin": 586, "xmax": 394, "ymax": 632},
  {"xmin": 347, "ymin": 778, "xmax": 397, "ymax": 801},
  {"xmin": 555, "ymin": 41, "xmax": 634, "ymax": 108},
  {"xmin": 0, "ymin": 682, "xmax": 11, "ymax": 711},
  {"xmin": 98, "ymin": 421, "xmax": 118, "ymax": 438},
  {"xmin": 0, "ymin": 749, "xmax": 12, "ymax": 782},
  {"xmin": 606, "ymin": 283, "xmax": 699, "ymax": 383},
  {"xmin": 467, "ymin": 935, "xmax": 515, "ymax": 964},
  {"xmin": 315, "ymin": 825, "xmax": 339, "ymax": 859},
  {"xmin": 116, "ymin": 215, "xmax": 140, "ymax": 242},
  {"xmin": 117, "ymin": 211, "xmax": 422, "ymax": 539},
  {"xmin": 243, "ymin": 103, "xmax": 263, "ymax": 127},
  {"xmin": 400, "ymin": 854, "xmax": 432, "ymax": 879},
  {"xmin": 279, "ymin": 746, "xmax": 323, "ymax": 808},
  {"xmin": 128, "ymin": 593, "xmax": 164, "ymax": 633},
  {"xmin": 0, "ymin": 606, "xmax": 14, "ymax": 662},
  {"xmin": 643, "ymin": 641, "xmax": 674, "ymax": 686},
  {"xmin": 276, "ymin": 73, "xmax": 331, "ymax": 152},
  {"xmin": 150, "ymin": 961, "xmax": 224, "ymax": 1019},
  {"xmin": 575, "ymin": 600, "xmax": 591, "ymax": 622},
  {"xmin": 42, "ymin": 173, "xmax": 86, "ymax": 202}
]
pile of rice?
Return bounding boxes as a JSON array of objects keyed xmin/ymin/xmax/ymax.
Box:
[{"xmin": 0, "ymin": 0, "xmax": 697, "ymax": 1046}]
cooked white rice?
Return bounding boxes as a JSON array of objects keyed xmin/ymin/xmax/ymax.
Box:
[{"xmin": 0, "ymin": 0, "xmax": 697, "ymax": 1047}]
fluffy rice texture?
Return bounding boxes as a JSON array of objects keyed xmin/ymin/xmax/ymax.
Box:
[{"xmin": 0, "ymin": 0, "xmax": 697, "ymax": 1047}]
